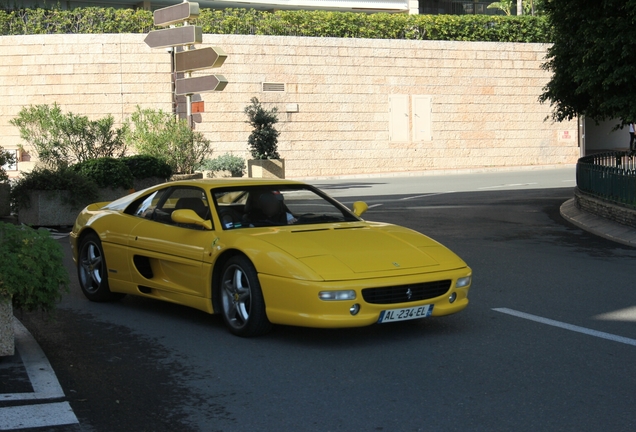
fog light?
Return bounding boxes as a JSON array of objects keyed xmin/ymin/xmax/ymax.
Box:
[
  {"xmin": 448, "ymin": 292, "xmax": 457, "ymax": 303},
  {"xmin": 456, "ymin": 276, "xmax": 471, "ymax": 288},
  {"xmin": 349, "ymin": 304, "xmax": 360, "ymax": 315},
  {"xmin": 319, "ymin": 290, "xmax": 356, "ymax": 301}
]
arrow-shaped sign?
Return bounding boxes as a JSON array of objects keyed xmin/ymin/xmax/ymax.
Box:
[
  {"xmin": 175, "ymin": 47, "xmax": 227, "ymax": 73},
  {"xmin": 176, "ymin": 75, "xmax": 228, "ymax": 95},
  {"xmin": 154, "ymin": 2, "xmax": 200, "ymax": 27},
  {"xmin": 144, "ymin": 26, "xmax": 202, "ymax": 49}
]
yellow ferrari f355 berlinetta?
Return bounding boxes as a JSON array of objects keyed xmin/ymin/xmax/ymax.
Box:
[{"xmin": 70, "ymin": 179, "xmax": 472, "ymax": 337}]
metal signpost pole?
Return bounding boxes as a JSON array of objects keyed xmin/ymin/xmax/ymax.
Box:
[{"xmin": 145, "ymin": 2, "xmax": 228, "ymax": 127}]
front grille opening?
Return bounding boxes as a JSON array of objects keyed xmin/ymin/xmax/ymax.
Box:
[{"xmin": 362, "ymin": 280, "xmax": 452, "ymax": 305}]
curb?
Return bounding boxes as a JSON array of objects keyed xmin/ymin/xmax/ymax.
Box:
[{"xmin": 560, "ymin": 198, "xmax": 636, "ymax": 247}]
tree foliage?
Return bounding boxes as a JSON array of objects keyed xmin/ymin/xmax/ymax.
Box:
[
  {"xmin": 10, "ymin": 104, "xmax": 127, "ymax": 170},
  {"xmin": 0, "ymin": 146, "xmax": 15, "ymax": 182},
  {"xmin": 124, "ymin": 107, "xmax": 211, "ymax": 174},
  {"xmin": 244, "ymin": 98, "xmax": 280, "ymax": 160},
  {"xmin": 540, "ymin": 0, "xmax": 636, "ymax": 125}
]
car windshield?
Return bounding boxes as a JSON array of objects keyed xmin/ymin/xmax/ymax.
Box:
[{"xmin": 212, "ymin": 185, "xmax": 360, "ymax": 230}]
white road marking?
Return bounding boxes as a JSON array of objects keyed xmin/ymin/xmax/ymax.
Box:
[
  {"xmin": 493, "ymin": 308, "xmax": 636, "ymax": 347},
  {"xmin": 0, "ymin": 402, "xmax": 78, "ymax": 430},
  {"xmin": 593, "ymin": 306, "xmax": 636, "ymax": 322},
  {"xmin": 0, "ymin": 318, "xmax": 65, "ymax": 401},
  {"xmin": 406, "ymin": 205, "xmax": 470, "ymax": 210},
  {"xmin": 399, "ymin": 192, "xmax": 455, "ymax": 201},
  {"xmin": 478, "ymin": 183, "xmax": 538, "ymax": 190},
  {"xmin": 368, "ymin": 204, "xmax": 383, "ymax": 209}
]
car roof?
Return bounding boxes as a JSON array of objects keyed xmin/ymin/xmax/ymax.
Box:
[
  {"xmin": 168, "ymin": 178, "xmax": 306, "ymax": 188},
  {"xmin": 102, "ymin": 178, "xmax": 308, "ymax": 211}
]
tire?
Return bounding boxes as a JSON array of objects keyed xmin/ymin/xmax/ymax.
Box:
[
  {"xmin": 77, "ymin": 233, "xmax": 125, "ymax": 302},
  {"xmin": 219, "ymin": 256, "xmax": 272, "ymax": 337}
]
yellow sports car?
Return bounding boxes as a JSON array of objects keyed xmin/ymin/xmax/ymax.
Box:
[{"xmin": 70, "ymin": 179, "xmax": 472, "ymax": 337}]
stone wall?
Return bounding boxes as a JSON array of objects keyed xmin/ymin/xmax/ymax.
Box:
[
  {"xmin": 0, "ymin": 34, "xmax": 578, "ymax": 178},
  {"xmin": 574, "ymin": 188, "xmax": 636, "ymax": 229}
]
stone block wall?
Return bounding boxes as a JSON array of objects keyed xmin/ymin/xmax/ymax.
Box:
[
  {"xmin": 574, "ymin": 188, "xmax": 636, "ymax": 229},
  {"xmin": 0, "ymin": 34, "xmax": 578, "ymax": 178}
]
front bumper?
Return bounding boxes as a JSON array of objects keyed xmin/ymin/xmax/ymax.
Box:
[{"xmin": 259, "ymin": 267, "xmax": 471, "ymax": 328}]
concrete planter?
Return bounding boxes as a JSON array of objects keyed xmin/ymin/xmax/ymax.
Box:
[
  {"xmin": 0, "ymin": 299, "xmax": 13, "ymax": 357},
  {"xmin": 17, "ymin": 188, "xmax": 130, "ymax": 227},
  {"xmin": 0, "ymin": 183, "xmax": 10, "ymax": 216},
  {"xmin": 170, "ymin": 173, "xmax": 203, "ymax": 181},
  {"xmin": 248, "ymin": 159, "xmax": 285, "ymax": 179},
  {"xmin": 133, "ymin": 176, "xmax": 167, "ymax": 192},
  {"xmin": 203, "ymin": 170, "xmax": 243, "ymax": 178}
]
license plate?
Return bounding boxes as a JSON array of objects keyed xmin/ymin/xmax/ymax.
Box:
[{"xmin": 377, "ymin": 304, "xmax": 434, "ymax": 323}]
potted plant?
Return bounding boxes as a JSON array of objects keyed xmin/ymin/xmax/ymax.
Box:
[
  {"xmin": 244, "ymin": 98, "xmax": 285, "ymax": 179},
  {"xmin": 10, "ymin": 105, "xmax": 132, "ymax": 226},
  {"xmin": 0, "ymin": 222, "xmax": 69, "ymax": 356},
  {"xmin": 199, "ymin": 153, "xmax": 246, "ymax": 178}
]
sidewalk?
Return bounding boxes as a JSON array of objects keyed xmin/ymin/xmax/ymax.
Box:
[
  {"xmin": 0, "ymin": 319, "xmax": 79, "ymax": 430},
  {"xmin": 560, "ymin": 198, "xmax": 636, "ymax": 247}
]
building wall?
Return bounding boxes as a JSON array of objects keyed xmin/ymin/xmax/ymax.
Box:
[{"xmin": 0, "ymin": 34, "xmax": 578, "ymax": 178}]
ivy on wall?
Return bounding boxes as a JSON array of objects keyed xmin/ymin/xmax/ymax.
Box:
[{"xmin": 0, "ymin": 7, "xmax": 550, "ymax": 43}]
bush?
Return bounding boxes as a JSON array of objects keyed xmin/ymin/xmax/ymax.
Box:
[
  {"xmin": 10, "ymin": 167, "xmax": 98, "ymax": 211},
  {"xmin": 71, "ymin": 157, "xmax": 134, "ymax": 189},
  {"xmin": 244, "ymin": 98, "xmax": 280, "ymax": 160},
  {"xmin": 124, "ymin": 106, "xmax": 212, "ymax": 175},
  {"xmin": 0, "ymin": 222, "xmax": 69, "ymax": 313},
  {"xmin": 120, "ymin": 155, "xmax": 172, "ymax": 179},
  {"xmin": 9, "ymin": 104, "xmax": 127, "ymax": 170},
  {"xmin": 0, "ymin": 7, "xmax": 551, "ymax": 43},
  {"xmin": 199, "ymin": 153, "xmax": 246, "ymax": 177}
]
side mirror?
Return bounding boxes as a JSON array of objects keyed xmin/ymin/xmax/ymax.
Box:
[
  {"xmin": 352, "ymin": 201, "xmax": 368, "ymax": 217},
  {"xmin": 171, "ymin": 209, "xmax": 213, "ymax": 230}
]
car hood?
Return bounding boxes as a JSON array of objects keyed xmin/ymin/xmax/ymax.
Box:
[{"xmin": 251, "ymin": 223, "xmax": 467, "ymax": 280}]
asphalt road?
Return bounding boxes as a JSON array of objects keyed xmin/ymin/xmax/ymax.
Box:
[{"xmin": 18, "ymin": 168, "xmax": 636, "ymax": 432}]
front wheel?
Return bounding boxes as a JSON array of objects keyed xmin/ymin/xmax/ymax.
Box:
[
  {"xmin": 219, "ymin": 256, "xmax": 272, "ymax": 337},
  {"xmin": 77, "ymin": 233, "xmax": 125, "ymax": 302}
]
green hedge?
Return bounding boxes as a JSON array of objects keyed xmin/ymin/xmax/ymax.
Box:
[{"xmin": 0, "ymin": 7, "xmax": 551, "ymax": 43}]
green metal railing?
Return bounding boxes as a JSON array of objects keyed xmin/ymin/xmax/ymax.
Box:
[{"xmin": 576, "ymin": 151, "xmax": 636, "ymax": 209}]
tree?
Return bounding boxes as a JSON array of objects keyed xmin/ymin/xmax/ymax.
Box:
[
  {"xmin": 244, "ymin": 98, "xmax": 280, "ymax": 160},
  {"xmin": 125, "ymin": 107, "xmax": 212, "ymax": 174},
  {"xmin": 540, "ymin": 1, "xmax": 636, "ymax": 126}
]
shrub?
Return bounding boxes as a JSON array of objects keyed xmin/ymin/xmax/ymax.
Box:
[
  {"xmin": 0, "ymin": 222, "xmax": 69, "ymax": 313},
  {"xmin": 244, "ymin": 98, "xmax": 280, "ymax": 160},
  {"xmin": 199, "ymin": 153, "xmax": 246, "ymax": 177},
  {"xmin": 124, "ymin": 107, "xmax": 212, "ymax": 174},
  {"xmin": 0, "ymin": 146, "xmax": 15, "ymax": 182},
  {"xmin": 71, "ymin": 157, "xmax": 134, "ymax": 189},
  {"xmin": 121, "ymin": 155, "xmax": 173, "ymax": 179},
  {"xmin": 0, "ymin": 7, "xmax": 550, "ymax": 43},
  {"xmin": 10, "ymin": 167, "xmax": 98, "ymax": 211},
  {"xmin": 10, "ymin": 104, "xmax": 127, "ymax": 170}
]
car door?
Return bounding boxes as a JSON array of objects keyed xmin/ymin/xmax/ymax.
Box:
[{"xmin": 127, "ymin": 186, "xmax": 216, "ymax": 298}]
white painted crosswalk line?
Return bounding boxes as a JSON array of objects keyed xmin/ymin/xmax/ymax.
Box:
[{"xmin": 0, "ymin": 402, "xmax": 78, "ymax": 430}]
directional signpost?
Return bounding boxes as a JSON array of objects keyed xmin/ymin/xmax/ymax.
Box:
[{"xmin": 144, "ymin": 1, "xmax": 227, "ymax": 126}]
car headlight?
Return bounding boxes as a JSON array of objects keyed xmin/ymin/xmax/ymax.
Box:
[
  {"xmin": 456, "ymin": 276, "xmax": 471, "ymax": 288},
  {"xmin": 319, "ymin": 290, "xmax": 356, "ymax": 301}
]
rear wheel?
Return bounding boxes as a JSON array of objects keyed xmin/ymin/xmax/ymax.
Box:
[
  {"xmin": 219, "ymin": 256, "xmax": 272, "ymax": 337},
  {"xmin": 77, "ymin": 233, "xmax": 125, "ymax": 302}
]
